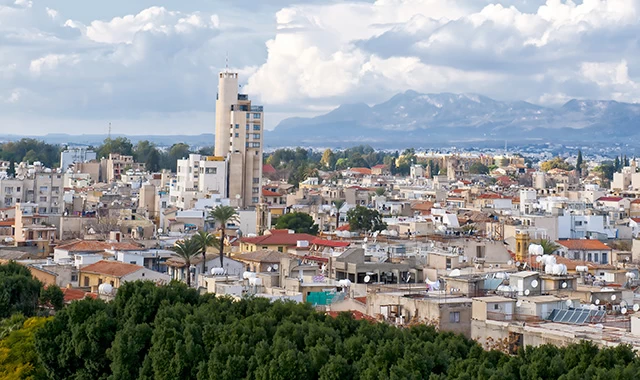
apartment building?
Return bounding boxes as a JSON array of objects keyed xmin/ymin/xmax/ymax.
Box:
[
  {"xmin": 214, "ymin": 71, "xmax": 263, "ymax": 207},
  {"xmin": 101, "ymin": 153, "xmax": 145, "ymax": 182},
  {"xmin": 169, "ymin": 154, "xmax": 227, "ymax": 209},
  {"xmin": 60, "ymin": 147, "xmax": 97, "ymax": 171},
  {"xmin": 0, "ymin": 170, "xmax": 64, "ymax": 215}
]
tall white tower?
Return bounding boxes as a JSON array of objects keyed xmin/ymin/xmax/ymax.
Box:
[{"xmin": 214, "ymin": 71, "xmax": 264, "ymax": 208}]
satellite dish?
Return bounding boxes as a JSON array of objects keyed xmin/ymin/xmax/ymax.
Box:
[
  {"xmin": 535, "ymin": 256, "xmax": 543, "ymax": 263},
  {"xmin": 449, "ymin": 269, "xmax": 461, "ymax": 277},
  {"xmin": 507, "ymin": 260, "xmax": 513, "ymax": 266},
  {"xmin": 516, "ymin": 300, "xmax": 522, "ymax": 307},
  {"xmin": 531, "ymin": 279, "xmax": 539, "ymax": 287},
  {"xmin": 157, "ymin": 228, "xmax": 163, "ymax": 234},
  {"xmin": 595, "ymin": 323, "xmax": 604, "ymax": 329},
  {"xmin": 562, "ymin": 282, "xmax": 568, "ymax": 289},
  {"xmin": 273, "ymin": 264, "xmax": 279, "ymax": 270},
  {"xmin": 267, "ymin": 266, "xmax": 273, "ymax": 272},
  {"xmin": 235, "ymin": 194, "xmax": 241, "ymax": 199},
  {"xmin": 565, "ymin": 299, "xmax": 572, "ymax": 307},
  {"xmin": 515, "ymin": 261, "xmax": 521, "ymax": 267},
  {"xmin": 364, "ymin": 275, "xmax": 371, "ymax": 283},
  {"xmin": 634, "ymin": 304, "xmax": 640, "ymax": 312},
  {"xmin": 524, "ymin": 289, "xmax": 530, "ymax": 296},
  {"xmin": 595, "ymin": 299, "xmax": 601, "ymax": 305},
  {"xmin": 622, "ymin": 307, "xmax": 628, "ymax": 315},
  {"xmin": 611, "ymin": 294, "xmax": 617, "ymax": 301}
]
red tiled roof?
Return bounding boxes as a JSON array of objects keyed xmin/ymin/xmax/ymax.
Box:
[
  {"xmin": 56, "ymin": 240, "xmax": 143, "ymax": 252},
  {"xmin": 241, "ymin": 233, "xmax": 318, "ymax": 246},
  {"xmin": 596, "ymin": 196, "xmax": 623, "ymax": 202},
  {"xmin": 326, "ymin": 310, "xmax": 375, "ymax": 322},
  {"xmin": 354, "ymin": 296, "xmax": 367, "ymax": 304},
  {"xmin": 336, "ymin": 224, "xmax": 350, "ymax": 231},
  {"xmin": 311, "ymin": 238, "xmax": 350, "ymax": 248},
  {"xmin": 61, "ymin": 288, "xmax": 98, "ymax": 303},
  {"xmin": 556, "ymin": 239, "xmax": 611, "ymax": 251},
  {"xmin": 0, "ymin": 219, "xmax": 14, "ymax": 227},
  {"xmin": 349, "ymin": 168, "xmax": 372, "ymax": 175},
  {"xmin": 262, "ymin": 189, "xmax": 281, "ymax": 197},
  {"xmin": 631, "ymin": 199, "xmax": 640, "ymax": 204},
  {"xmin": 631, "ymin": 218, "xmax": 640, "ymax": 223},
  {"xmin": 371, "ymin": 164, "xmax": 387, "ymax": 169},
  {"xmin": 263, "ymin": 164, "xmax": 277, "ymax": 174},
  {"xmin": 81, "ymin": 260, "xmax": 143, "ymax": 277}
]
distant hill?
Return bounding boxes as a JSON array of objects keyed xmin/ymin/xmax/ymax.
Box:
[{"xmin": 267, "ymin": 91, "xmax": 640, "ymax": 148}]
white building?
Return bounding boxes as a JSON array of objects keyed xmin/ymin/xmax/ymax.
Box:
[
  {"xmin": 214, "ymin": 71, "xmax": 263, "ymax": 208},
  {"xmin": 170, "ymin": 154, "xmax": 227, "ymax": 209},
  {"xmin": 0, "ymin": 165, "xmax": 64, "ymax": 215},
  {"xmin": 60, "ymin": 148, "xmax": 97, "ymax": 171}
]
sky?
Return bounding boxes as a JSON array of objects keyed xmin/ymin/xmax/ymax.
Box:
[{"xmin": 1, "ymin": 0, "xmax": 639, "ymax": 135}]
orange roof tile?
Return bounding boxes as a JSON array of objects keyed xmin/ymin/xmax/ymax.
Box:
[
  {"xmin": 263, "ymin": 164, "xmax": 277, "ymax": 174},
  {"xmin": 262, "ymin": 189, "xmax": 281, "ymax": 197},
  {"xmin": 61, "ymin": 288, "xmax": 98, "ymax": 303},
  {"xmin": 596, "ymin": 196, "xmax": 623, "ymax": 202},
  {"xmin": 349, "ymin": 168, "xmax": 372, "ymax": 175},
  {"xmin": 56, "ymin": 240, "xmax": 143, "ymax": 252},
  {"xmin": 556, "ymin": 239, "xmax": 611, "ymax": 251},
  {"xmin": 81, "ymin": 260, "xmax": 142, "ymax": 277},
  {"xmin": 311, "ymin": 238, "xmax": 350, "ymax": 248}
]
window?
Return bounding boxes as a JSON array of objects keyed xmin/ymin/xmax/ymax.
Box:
[
  {"xmin": 601, "ymin": 252, "xmax": 608, "ymax": 264},
  {"xmin": 39, "ymin": 186, "xmax": 48, "ymax": 193},
  {"xmin": 110, "ymin": 281, "xmax": 115, "ymax": 286},
  {"xmin": 246, "ymin": 112, "xmax": 250, "ymax": 119},
  {"xmin": 71, "ymin": 273, "xmax": 78, "ymax": 282},
  {"xmin": 52, "ymin": 186, "xmax": 59, "ymax": 193},
  {"xmin": 3, "ymin": 197, "xmax": 11, "ymax": 206},
  {"xmin": 493, "ymin": 304, "xmax": 500, "ymax": 310},
  {"xmin": 38, "ymin": 207, "xmax": 46, "ymax": 214},
  {"xmin": 587, "ymin": 252, "xmax": 592, "ymax": 262},
  {"xmin": 39, "ymin": 196, "xmax": 47, "ymax": 202},
  {"xmin": 253, "ymin": 125, "xmax": 261, "ymax": 131},
  {"xmin": 446, "ymin": 258, "xmax": 452, "ymax": 270},
  {"xmin": 252, "ymin": 197, "xmax": 259, "ymax": 204},
  {"xmin": 449, "ymin": 312, "xmax": 460, "ymax": 323},
  {"xmin": 205, "ymin": 168, "xmax": 217, "ymax": 174},
  {"xmin": 252, "ymin": 187, "xmax": 259, "ymax": 193},
  {"xmin": 84, "ymin": 276, "xmax": 89, "ymax": 286},
  {"xmin": 246, "ymin": 124, "xmax": 250, "ymax": 130},
  {"xmin": 51, "ymin": 207, "xmax": 59, "ymax": 214},
  {"xmin": 98, "ymin": 278, "xmax": 103, "ymax": 285},
  {"xmin": 16, "ymin": 187, "xmax": 20, "ymax": 192},
  {"xmin": 4, "ymin": 187, "xmax": 12, "ymax": 194},
  {"xmin": 235, "ymin": 133, "xmax": 239, "ymax": 138},
  {"xmin": 248, "ymin": 142, "xmax": 260, "ymax": 148},
  {"xmin": 278, "ymin": 247, "xmax": 283, "ymax": 252},
  {"xmin": 252, "ymin": 177, "xmax": 260, "ymax": 184},
  {"xmin": 235, "ymin": 124, "xmax": 239, "ymax": 129},
  {"xmin": 253, "ymin": 113, "xmax": 261, "ymax": 119},
  {"xmin": 252, "ymin": 133, "xmax": 261, "ymax": 139}
]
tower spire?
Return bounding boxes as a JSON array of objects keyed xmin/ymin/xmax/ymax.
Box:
[{"xmin": 225, "ymin": 52, "xmax": 229, "ymax": 73}]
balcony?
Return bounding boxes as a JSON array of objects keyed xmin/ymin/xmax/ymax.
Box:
[
  {"xmin": 238, "ymin": 94, "xmax": 249, "ymax": 101},
  {"xmin": 251, "ymin": 106, "xmax": 263, "ymax": 112},
  {"xmin": 231, "ymin": 104, "xmax": 249, "ymax": 111}
]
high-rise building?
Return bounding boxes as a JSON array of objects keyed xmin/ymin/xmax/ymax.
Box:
[{"xmin": 214, "ymin": 71, "xmax": 263, "ymax": 208}]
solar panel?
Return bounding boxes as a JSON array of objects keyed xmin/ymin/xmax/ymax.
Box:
[{"xmin": 547, "ymin": 308, "xmax": 606, "ymax": 325}]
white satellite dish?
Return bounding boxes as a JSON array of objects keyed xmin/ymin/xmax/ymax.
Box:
[
  {"xmin": 267, "ymin": 266, "xmax": 273, "ymax": 272},
  {"xmin": 634, "ymin": 304, "xmax": 640, "ymax": 312},
  {"xmin": 535, "ymin": 256, "xmax": 543, "ymax": 263},
  {"xmin": 507, "ymin": 260, "xmax": 513, "ymax": 266},
  {"xmin": 562, "ymin": 282, "xmax": 568, "ymax": 289},
  {"xmin": 531, "ymin": 279, "xmax": 539, "ymax": 287},
  {"xmin": 524, "ymin": 289, "xmax": 530, "ymax": 296},
  {"xmin": 565, "ymin": 300, "xmax": 572, "ymax": 307},
  {"xmin": 622, "ymin": 307, "xmax": 628, "ymax": 315},
  {"xmin": 516, "ymin": 300, "xmax": 522, "ymax": 307},
  {"xmin": 157, "ymin": 228, "xmax": 163, "ymax": 234},
  {"xmin": 273, "ymin": 264, "xmax": 279, "ymax": 270},
  {"xmin": 364, "ymin": 275, "xmax": 371, "ymax": 283},
  {"xmin": 515, "ymin": 261, "xmax": 521, "ymax": 267},
  {"xmin": 611, "ymin": 294, "xmax": 617, "ymax": 301},
  {"xmin": 595, "ymin": 323, "xmax": 604, "ymax": 329},
  {"xmin": 449, "ymin": 269, "xmax": 461, "ymax": 277},
  {"xmin": 595, "ymin": 299, "xmax": 601, "ymax": 305}
]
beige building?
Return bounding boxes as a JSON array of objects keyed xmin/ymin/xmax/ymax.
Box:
[
  {"xmin": 214, "ymin": 71, "xmax": 263, "ymax": 207},
  {"xmin": 101, "ymin": 154, "xmax": 144, "ymax": 182}
]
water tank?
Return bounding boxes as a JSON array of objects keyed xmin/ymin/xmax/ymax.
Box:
[
  {"xmin": 98, "ymin": 283, "xmax": 113, "ymax": 295},
  {"xmin": 528, "ymin": 244, "xmax": 544, "ymax": 256},
  {"xmin": 297, "ymin": 240, "xmax": 309, "ymax": 248},
  {"xmin": 576, "ymin": 266, "xmax": 589, "ymax": 273}
]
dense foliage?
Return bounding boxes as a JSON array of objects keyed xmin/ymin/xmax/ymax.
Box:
[
  {"xmin": 274, "ymin": 212, "xmax": 319, "ymax": 235},
  {"xmin": 0, "ymin": 262, "xmax": 42, "ymax": 319},
  {"xmin": 0, "ymin": 316, "xmax": 50, "ymax": 380},
  {"xmin": 3, "ymin": 281, "xmax": 634, "ymax": 379},
  {"xmin": 347, "ymin": 206, "xmax": 387, "ymax": 233},
  {"xmin": 0, "ymin": 139, "xmax": 62, "ymax": 169}
]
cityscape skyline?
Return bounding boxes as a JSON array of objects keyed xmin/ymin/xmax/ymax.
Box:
[{"xmin": 2, "ymin": 0, "xmax": 640, "ymax": 135}]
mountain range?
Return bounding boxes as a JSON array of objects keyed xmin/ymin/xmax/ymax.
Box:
[{"xmin": 266, "ymin": 90, "xmax": 640, "ymax": 147}]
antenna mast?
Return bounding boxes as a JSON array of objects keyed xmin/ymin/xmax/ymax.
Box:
[
  {"xmin": 108, "ymin": 122, "xmax": 112, "ymax": 140},
  {"xmin": 225, "ymin": 52, "xmax": 229, "ymax": 73}
]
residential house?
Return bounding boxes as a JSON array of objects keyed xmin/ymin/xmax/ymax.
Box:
[
  {"xmin": 556, "ymin": 239, "xmax": 612, "ymax": 265},
  {"xmin": 79, "ymin": 260, "xmax": 170, "ymax": 290},
  {"xmin": 239, "ymin": 230, "xmax": 317, "ymax": 253}
]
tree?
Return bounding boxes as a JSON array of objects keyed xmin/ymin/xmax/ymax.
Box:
[
  {"xmin": 614, "ymin": 156, "xmax": 621, "ymax": 172},
  {"xmin": 540, "ymin": 157, "xmax": 574, "ymax": 172},
  {"xmin": 97, "ymin": 137, "xmax": 134, "ymax": 158},
  {"xmin": 275, "ymin": 212, "xmax": 319, "ymax": 235},
  {"xmin": 375, "ymin": 187, "xmax": 386, "ymax": 196},
  {"xmin": 469, "ymin": 162, "xmax": 489, "ymax": 175},
  {"xmin": 193, "ymin": 231, "xmax": 219, "ymax": 276},
  {"xmin": 0, "ymin": 262, "xmax": 42, "ymax": 319},
  {"xmin": 208, "ymin": 206, "xmax": 238, "ymax": 268},
  {"xmin": 171, "ymin": 238, "xmax": 201, "ymax": 287},
  {"xmin": 0, "ymin": 317, "xmax": 50, "ymax": 380},
  {"xmin": 320, "ymin": 149, "xmax": 336, "ymax": 169},
  {"xmin": 40, "ymin": 284, "xmax": 64, "ymax": 311},
  {"xmin": 538, "ymin": 239, "xmax": 559, "ymax": 255},
  {"xmin": 347, "ymin": 206, "xmax": 386, "ymax": 233},
  {"xmin": 166, "ymin": 143, "xmax": 191, "ymax": 172},
  {"xmin": 576, "ymin": 150, "xmax": 583, "ymax": 176},
  {"xmin": 333, "ymin": 200, "xmax": 345, "ymax": 231}
]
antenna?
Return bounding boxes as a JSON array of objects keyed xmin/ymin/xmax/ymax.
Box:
[
  {"xmin": 225, "ymin": 52, "xmax": 229, "ymax": 73},
  {"xmin": 108, "ymin": 122, "xmax": 112, "ymax": 139}
]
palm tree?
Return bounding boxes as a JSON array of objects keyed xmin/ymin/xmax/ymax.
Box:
[
  {"xmin": 171, "ymin": 237, "xmax": 201, "ymax": 287},
  {"xmin": 208, "ymin": 206, "xmax": 238, "ymax": 267},
  {"xmin": 193, "ymin": 230, "xmax": 219, "ymax": 275},
  {"xmin": 538, "ymin": 238, "xmax": 559, "ymax": 255},
  {"xmin": 333, "ymin": 200, "xmax": 345, "ymax": 232}
]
